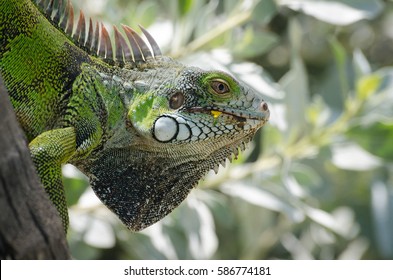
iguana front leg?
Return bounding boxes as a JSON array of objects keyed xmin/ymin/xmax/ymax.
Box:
[{"xmin": 29, "ymin": 127, "xmax": 77, "ymax": 231}]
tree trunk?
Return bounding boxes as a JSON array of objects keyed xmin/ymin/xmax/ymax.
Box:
[{"xmin": 0, "ymin": 75, "xmax": 70, "ymax": 259}]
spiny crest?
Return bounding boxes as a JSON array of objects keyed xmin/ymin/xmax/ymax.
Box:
[
  {"xmin": 34, "ymin": 0, "xmax": 162, "ymax": 66},
  {"xmin": 212, "ymin": 141, "xmax": 248, "ymax": 174}
]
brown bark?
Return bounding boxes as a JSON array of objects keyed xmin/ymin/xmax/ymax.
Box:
[{"xmin": 0, "ymin": 75, "xmax": 70, "ymax": 259}]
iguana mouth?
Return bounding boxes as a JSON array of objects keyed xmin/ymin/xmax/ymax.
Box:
[{"xmin": 185, "ymin": 103, "xmax": 270, "ymax": 123}]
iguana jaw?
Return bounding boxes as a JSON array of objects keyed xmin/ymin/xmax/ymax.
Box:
[{"xmin": 186, "ymin": 103, "xmax": 269, "ymax": 123}]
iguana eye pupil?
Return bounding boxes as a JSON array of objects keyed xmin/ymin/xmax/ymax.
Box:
[
  {"xmin": 169, "ymin": 92, "xmax": 184, "ymax": 109},
  {"xmin": 211, "ymin": 80, "xmax": 230, "ymax": 94}
]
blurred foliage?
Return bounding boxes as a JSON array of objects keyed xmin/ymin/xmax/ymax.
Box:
[{"xmin": 64, "ymin": 0, "xmax": 393, "ymax": 260}]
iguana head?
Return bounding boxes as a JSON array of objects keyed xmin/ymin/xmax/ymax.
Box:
[
  {"xmin": 37, "ymin": 0, "xmax": 270, "ymax": 231},
  {"xmin": 129, "ymin": 66, "xmax": 270, "ymax": 170}
]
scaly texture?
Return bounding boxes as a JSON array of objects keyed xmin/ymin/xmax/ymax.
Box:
[{"xmin": 0, "ymin": 0, "xmax": 270, "ymax": 231}]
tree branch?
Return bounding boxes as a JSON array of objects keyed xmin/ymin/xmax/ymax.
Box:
[{"xmin": 0, "ymin": 74, "xmax": 70, "ymax": 259}]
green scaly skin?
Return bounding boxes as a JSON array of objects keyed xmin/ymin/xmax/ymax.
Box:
[{"xmin": 0, "ymin": 0, "xmax": 270, "ymax": 232}]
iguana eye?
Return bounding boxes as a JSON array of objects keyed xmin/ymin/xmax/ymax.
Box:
[
  {"xmin": 169, "ymin": 92, "xmax": 185, "ymax": 109},
  {"xmin": 211, "ymin": 80, "xmax": 230, "ymax": 95}
]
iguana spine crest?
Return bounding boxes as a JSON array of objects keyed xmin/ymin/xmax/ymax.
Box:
[{"xmin": 35, "ymin": 0, "xmax": 161, "ymax": 65}]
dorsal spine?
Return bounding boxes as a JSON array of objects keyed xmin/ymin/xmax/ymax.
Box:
[{"xmin": 34, "ymin": 0, "xmax": 162, "ymax": 66}]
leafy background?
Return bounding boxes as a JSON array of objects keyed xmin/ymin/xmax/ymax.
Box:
[{"xmin": 64, "ymin": 0, "xmax": 393, "ymax": 260}]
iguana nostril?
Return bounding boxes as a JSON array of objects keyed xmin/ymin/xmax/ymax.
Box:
[{"xmin": 260, "ymin": 102, "xmax": 269, "ymax": 112}]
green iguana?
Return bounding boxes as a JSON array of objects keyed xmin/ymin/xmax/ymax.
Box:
[{"xmin": 0, "ymin": 0, "xmax": 270, "ymax": 232}]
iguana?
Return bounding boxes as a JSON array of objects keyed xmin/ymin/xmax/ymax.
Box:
[{"xmin": 0, "ymin": 0, "xmax": 270, "ymax": 232}]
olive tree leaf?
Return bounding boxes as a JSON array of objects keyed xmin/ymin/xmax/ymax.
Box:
[{"xmin": 278, "ymin": 0, "xmax": 384, "ymax": 26}]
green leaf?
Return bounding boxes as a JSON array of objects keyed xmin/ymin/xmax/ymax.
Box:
[
  {"xmin": 232, "ymin": 27, "xmax": 279, "ymax": 59},
  {"xmin": 356, "ymin": 74, "xmax": 382, "ymax": 100},
  {"xmin": 288, "ymin": 17, "xmax": 303, "ymax": 53},
  {"xmin": 331, "ymin": 141, "xmax": 382, "ymax": 171},
  {"xmin": 178, "ymin": 0, "xmax": 194, "ymax": 17},
  {"xmin": 348, "ymin": 122, "xmax": 393, "ymax": 161},
  {"xmin": 279, "ymin": 0, "xmax": 384, "ymax": 26},
  {"xmin": 371, "ymin": 180, "xmax": 393, "ymax": 258},
  {"xmin": 252, "ymin": 0, "xmax": 278, "ymax": 24},
  {"xmin": 303, "ymin": 206, "xmax": 358, "ymax": 237},
  {"xmin": 220, "ymin": 182, "xmax": 305, "ymax": 223},
  {"xmin": 179, "ymin": 194, "xmax": 218, "ymax": 259},
  {"xmin": 329, "ymin": 37, "xmax": 350, "ymax": 98},
  {"xmin": 353, "ymin": 49, "xmax": 371, "ymax": 77},
  {"xmin": 280, "ymin": 66, "xmax": 308, "ymax": 136}
]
